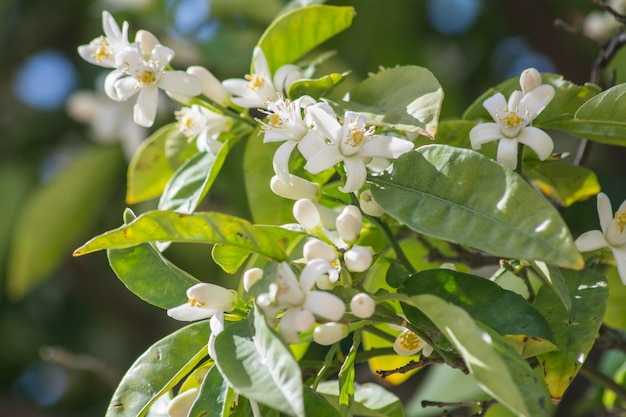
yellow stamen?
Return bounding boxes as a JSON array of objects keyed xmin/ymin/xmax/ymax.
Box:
[
  {"xmin": 399, "ymin": 331, "xmax": 421, "ymax": 351},
  {"xmin": 615, "ymin": 210, "xmax": 626, "ymax": 233},
  {"xmin": 496, "ymin": 108, "xmax": 524, "ymax": 128},
  {"xmin": 188, "ymin": 298, "xmax": 205, "ymax": 307},
  {"xmin": 91, "ymin": 37, "xmax": 112, "ymax": 63},
  {"xmin": 139, "ymin": 70, "xmax": 157, "ymax": 85},
  {"xmin": 245, "ymin": 74, "xmax": 265, "ymax": 90}
]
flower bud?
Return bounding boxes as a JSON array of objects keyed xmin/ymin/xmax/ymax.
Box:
[
  {"xmin": 336, "ymin": 206, "xmax": 362, "ymax": 244},
  {"xmin": 520, "ymin": 68, "xmax": 542, "ymax": 95},
  {"xmin": 270, "ymin": 175, "xmax": 321, "ymax": 202},
  {"xmin": 167, "ymin": 388, "xmax": 199, "ymax": 417},
  {"xmin": 167, "ymin": 283, "xmax": 238, "ymax": 321},
  {"xmin": 293, "ymin": 199, "xmax": 321, "ymax": 231},
  {"xmin": 315, "ymin": 274, "xmax": 334, "ymax": 290},
  {"xmin": 359, "ymin": 190, "xmax": 385, "ymax": 217},
  {"xmin": 344, "ymin": 245, "xmax": 373, "ymax": 273},
  {"xmin": 303, "ymin": 238, "xmax": 336, "ymax": 263},
  {"xmin": 350, "ymin": 293, "xmax": 375, "ymax": 318},
  {"xmin": 187, "ymin": 65, "xmax": 231, "ymax": 106},
  {"xmin": 393, "ymin": 329, "xmax": 428, "ymax": 356},
  {"xmin": 243, "ymin": 267, "xmax": 263, "ymax": 292},
  {"xmin": 313, "ymin": 322, "xmax": 349, "ymax": 345}
]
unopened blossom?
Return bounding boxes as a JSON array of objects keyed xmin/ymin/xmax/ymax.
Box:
[
  {"xmin": 105, "ymin": 40, "xmax": 202, "ymax": 127},
  {"xmin": 350, "ymin": 293, "xmax": 375, "ymax": 318},
  {"xmin": 167, "ymin": 388, "xmax": 199, "ymax": 417},
  {"xmin": 303, "ymin": 238, "xmax": 337, "ymax": 264},
  {"xmin": 78, "ymin": 11, "xmax": 129, "ymax": 68},
  {"xmin": 175, "ymin": 105, "xmax": 232, "ymax": 153},
  {"xmin": 520, "ymin": 67, "xmax": 542, "ymax": 95},
  {"xmin": 304, "ymin": 107, "xmax": 414, "ymax": 193},
  {"xmin": 293, "ymin": 198, "xmax": 322, "ymax": 232},
  {"xmin": 343, "ymin": 245, "xmax": 373, "ymax": 273},
  {"xmin": 469, "ymin": 71, "xmax": 555, "ymax": 170},
  {"xmin": 335, "ymin": 205, "xmax": 362, "ymax": 244},
  {"xmin": 243, "ymin": 267, "xmax": 263, "ymax": 293},
  {"xmin": 260, "ymin": 96, "xmax": 326, "ymax": 184},
  {"xmin": 270, "ymin": 175, "xmax": 321, "ymax": 202},
  {"xmin": 359, "ymin": 189, "xmax": 385, "ymax": 217},
  {"xmin": 167, "ymin": 282, "xmax": 237, "ymax": 321},
  {"xmin": 168, "ymin": 66, "xmax": 232, "ymax": 107},
  {"xmin": 222, "ymin": 46, "xmax": 303, "ymax": 109},
  {"xmin": 575, "ymin": 192, "xmax": 626, "ymax": 284},
  {"xmin": 393, "ymin": 329, "xmax": 433, "ymax": 356},
  {"xmin": 313, "ymin": 322, "xmax": 349, "ymax": 345}
]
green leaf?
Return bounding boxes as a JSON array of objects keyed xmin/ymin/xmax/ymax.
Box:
[
  {"xmin": 317, "ymin": 381, "xmax": 404, "ymax": 417},
  {"xmin": 212, "ymin": 244, "xmax": 251, "ymax": 274},
  {"xmin": 74, "ymin": 210, "xmax": 287, "ymax": 261},
  {"xmin": 8, "ymin": 146, "xmax": 123, "ymax": 300},
  {"xmin": 213, "ymin": 307, "xmax": 305, "ymax": 417},
  {"xmin": 528, "ymin": 261, "xmax": 571, "ymax": 311},
  {"xmin": 257, "ymin": 5, "xmax": 355, "ymax": 74},
  {"xmin": 126, "ymin": 124, "xmax": 195, "ymax": 204},
  {"xmin": 189, "ymin": 365, "xmax": 234, "ymax": 417},
  {"xmin": 338, "ymin": 330, "xmax": 360, "ymax": 410},
  {"xmin": 462, "ymin": 73, "xmax": 601, "ymax": 126},
  {"xmin": 106, "ymin": 321, "xmax": 210, "ymax": 417},
  {"xmin": 332, "ymin": 66, "xmax": 443, "ymax": 138},
  {"xmin": 370, "ymin": 145, "xmax": 584, "ymax": 269},
  {"xmin": 288, "ymin": 73, "xmax": 346, "ymax": 100},
  {"xmin": 535, "ymin": 269, "xmax": 608, "ymax": 401},
  {"xmin": 107, "ymin": 241, "xmax": 199, "ymax": 309},
  {"xmin": 401, "ymin": 269, "xmax": 556, "ymax": 357},
  {"xmin": 525, "ymin": 163, "xmax": 601, "ymax": 208},
  {"xmin": 159, "ymin": 136, "xmax": 240, "ymax": 214},
  {"xmin": 402, "ymin": 294, "xmax": 550, "ymax": 417}
]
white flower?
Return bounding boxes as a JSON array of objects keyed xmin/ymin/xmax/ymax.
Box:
[
  {"xmin": 270, "ymin": 175, "xmax": 321, "ymax": 202},
  {"xmin": 293, "ymin": 198, "xmax": 322, "ymax": 232},
  {"xmin": 313, "ymin": 322, "xmax": 349, "ymax": 345},
  {"xmin": 175, "ymin": 105, "xmax": 232, "ymax": 153},
  {"xmin": 350, "ymin": 293, "xmax": 375, "ymax": 319},
  {"xmin": 168, "ymin": 66, "xmax": 232, "ymax": 107},
  {"xmin": 260, "ymin": 96, "xmax": 326, "ymax": 184},
  {"xmin": 222, "ymin": 47, "xmax": 303, "ymax": 109},
  {"xmin": 78, "ymin": 10, "xmax": 129, "ymax": 68},
  {"xmin": 575, "ymin": 192, "xmax": 626, "ymax": 284},
  {"xmin": 243, "ymin": 267, "xmax": 263, "ymax": 293},
  {"xmin": 393, "ymin": 329, "xmax": 432, "ymax": 356},
  {"xmin": 303, "ymin": 238, "xmax": 337, "ymax": 264},
  {"xmin": 105, "ymin": 40, "xmax": 202, "ymax": 127},
  {"xmin": 267, "ymin": 261, "xmax": 346, "ymax": 344},
  {"xmin": 343, "ymin": 245, "xmax": 373, "ymax": 273},
  {"xmin": 167, "ymin": 282, "xmax": 238, "ymax": 321},
  {"xmin": 520, "ymin": 67, "xmax": 542, "ymax": 95},
  {"xmin": 469, "ymin": 75, "xmax": 555, "ymax": 170},
  {"xmin": 304, "ymin": 108, "xmax": 414, "ymax": 193},
  {"xmin": 335, "ymin": 205, "xmax": 362, "ymax": 244}
]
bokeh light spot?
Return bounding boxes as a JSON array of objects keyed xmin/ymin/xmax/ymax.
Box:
[
  {"xmin": 427, "ymin": 0, "xmax": 482, "ymax": 35},
  {"xmin": 13, "ymin": 49, "xmax": 77, "ymax": 110}
]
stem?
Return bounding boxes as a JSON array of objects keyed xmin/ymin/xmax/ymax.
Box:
[
  {"xmin": 311, "ymin": 344, "xmax": 337, "ymax": 390},
  {"xmin": 580, "ymin": 363, "xmax": 626, "ymax": 403},
  {"xmin": 368, "ymin": 215, "xmax": 416, "ymax": 274},
  {"xmin": 515, "ymin": 142, "xmax": 524, "ymax": 176}
]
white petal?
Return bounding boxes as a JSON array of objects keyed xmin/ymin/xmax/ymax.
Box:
[
  {"xmin": 222, "ymin": 78, "xmax": 251, "ymax": 96},
  {"xmin": 104, "ymin": 71, "xmax": 128, "ymax": 101},
  {"xmin": 575, "ymin": 230, "xmax": 608, "ymax": 252},
  {"xmin": 167, "ymin": 303, "xmax": 217, "ymax": 321},
  {"xmin": 297, "ymin": 131, "xmax": 327, "ymax": 160},
  {"xmin": 134, "ymin": 86, "xmax": 159, "ymax": 127},
  {"xmin": 188, "ymin": 282, "xmax": 237, "ymax": 311},
  {"xmin": 159, "ymin": 71, "xmax": 203, "ymax": 96},
  {"xmin": 612, "ymin": 245, "xmax": 626, "ymax": 285},
  {"xmin": 276, "ymin": 262, "xmax": 306, "ymax": 305},
  {"xmin": 496, "ymin": 138, "xmax": 519, "ymax": 170},
  {"xmin": 606, "ymin": 220, "xmax": 626, "ymax": 247},
  {"xmin": 252, "ymin": 46, "xmax": 271, "ymax": 81},
  {"xmin": 274, "ymin": 64, "xmax": 303, "ymax": 93},
  {"xmin": 300, "ymin": 259, "xmax": 336, "ymax": 290},
  {"xmin": 360, "ymin": 136, "xmax": 413, "ymax": 159},
  {"xmin": 469, "ymin": 123, "xmax": 502, "ymax": 149},
  {"xmin": 304, "ymin": 291, "xmax": 345, "ymax": 321},
  {"xmin": 518, "ymin": 84, "xmax": 555, "ymax": 119},
  {"xmin": 482, "ymin": 93, "xmax": 508, "ymax": 123},
  {"xmin": 187, "ymin": 66, "xmax": 231, "ymax": 106},
  {"xmin": 597, "ymin": 192, "xmax": 613, "ymax": 233},
  {"xmin": 520, "ymin": 68, "xmax": 541, "ymax": 95},
  {"xmin": 304, "ymin": 146, "xmax": 343, "ymax": 174},
  {"xmin": 114, "ymin": 77, "xmax": 141, "ymax": 101},
  {"xmin": 273, "ymin": 140, "xmax": 299, "ymax": 184},
  {"xmin": 340, "ymin": 157, "xmax": 367, "ymax": 193},
  {"xmin": 516, "ymin": 126, "xmax": 554, "ymax": 160},
  {"xmin": 151, "ymin": 44, "xmax": 175, "ymax": 66},
  {"xmin": 306, "ymin": 105, "xmax": 342, "ymax": 143},
  {"xmin": 508, "ymin": 90, "xmax": 523, "ymax": 109},
  {"xmin": 279, "ymin": 308, "xmax": 302, "ymax": 344},
  {"xmin": 136, "ymin": 29, "xmax": 160, "ymax": 56}
]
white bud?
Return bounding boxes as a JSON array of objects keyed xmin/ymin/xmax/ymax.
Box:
[
  {"xmin": 293, "ymin": 199, "xmax": 321, "ymax": 231},
  {"xmin": 315, "ymin": 274, "xmax": 334, "ymax": 290},
  {"xmin": 167, "ymin": 283, "xmax": 238, "ymax": 321},
  {"xmin": 303, "ymin": 238, "xmax": 336, "ymax": 263},
  {"xmin": 270, "ymin": 175, "xmax": 321, "ymax": 202},
  {"xmin": 313, "ymin": 322, "xmax": 349, "ymax": 345},
  {"xmin": 350, "ymin": 293, "xmax": 375, "ymax": 318},
  {"xmin": 167, "ymin": 388, "xmax": 199, "ymax": 417},
  {"xmin": 359, "ymin": 190, "xmax": 385, "ymax": 217},
  {"xmin": 393, "ymin": 329, "xmax": 428, "ymax": 356},
  {"xmin": 243, "ymin": 267, "xmax": 263, "ymax": 292},
  {"xmin": 520, "ymin": 68, "xmax": 542, "ymax": 95},
  {"xmin": 439, "ymin": 262, "xmax": 457, "ymax": 271},
  {"xmin": 187, "ymin": 65, "xmax": 231, "ymax": 106},
  {"xmin": 344, "ymin": 245, "xmax": 373, "ymax": 273},
  {"xmin": 336, "ymin": 206, "xmax": 362, "ymax": 244}
]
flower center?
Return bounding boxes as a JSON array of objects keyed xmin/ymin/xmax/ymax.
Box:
[
  {"xmin": 615, "ymin": 210, "xmax": 626, "ymax": 233},
  {"xmin": 139, "ymin": 69, "xmax": 158, "ymax": 85},
  {"xmin": 497, "ymin": 108, "xmax": 524, "ymax": 129},
  {"xmin": 398, "ymin": 331, "xmax": 421, "ymax": 351},
  {"xmin": 188, "ymin": 298, "xmax": 205, "ymax": 307},
  {"xmin": 91, "ymin": 36, "xmax": 112, "ymax": 63},
  {"xmin": 245, "ymin": 74, "xmax": 265, "ymax": 90}
]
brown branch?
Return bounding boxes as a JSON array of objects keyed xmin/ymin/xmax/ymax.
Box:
[
  {"xmin": 595, "ymin": 324, "xmax": 626, "ymax": 353},
  {"xmin": 421, "ymin": 399, "xmax": 498, "ymax": 417},
  {"xmin": 376, "ymin": 356, "xmax": 468, "ymax": 379}
]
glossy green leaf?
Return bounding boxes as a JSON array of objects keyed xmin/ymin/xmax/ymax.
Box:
[
  {"xmin": 462, "ymin": 73, "xmax": 601, "ymax": 126},
  {"xmin": 211, "ymin": 244, "xmax": 251, "ymax": 274},
  {"xmin": 189, "ymin": 365, "xmax": 234, "ymax": 417},
  {"xmin": 126, "ymin": 124, "xmax": 195, "ymax": 204},
  {"xmin": 528, "ymin": 261, "xmax": 571, "ymax": 311},
  {"xmin": 332, "ymin": 66, "xmax": 443, "ymax": 138},
  {"xmin": 74, "ymin": 210, "xmax": 287, "ymax": 261},
  {"xmin": 317, "ymin": 381, "xmax": 404, "ymax": 417},
  {"xmin": 8, "ymin": 146, "xmax": 123, "ymax": 300},
  {"xmin": 535, "ymin": 269, "xmax": 608, "ymax": 401},
  {"xmin": 106, "ymin": 321, "xmax": 210, "ymax": 417},
  {"xmin": 401, "ymin": 269, "xmax": 556, "ymax": 357},
  {"xmin": 338, "ymin": 330, "xmax": 360, "ymax": 409},
  {"xmin": 159, "ymin": 136, "xmax": 240, "ymax": 214},
  {"xmin": 288, "ymin": 73, "xmax": 346, "ymax": 100},
  {"xmin": 525, "ymin": 163, "xmax": 600, "ymax": 208},
  {"xmin": 370, "ymin": 145, "xmax": 584, "ymax": 269},
  {"xmin": 402, "ymin": 294, "xmax": 550, "ymax": 417},
  {"xmin": 107, "ymin": 241, "xmax": 199, "ymax": 309},
  {"xmin": 257, "ymin": 5, "xmax": 354, "ymax": 73},
  {"xmin": 213, "ymin": 307, "xmax": 305, "ymax": 417}
]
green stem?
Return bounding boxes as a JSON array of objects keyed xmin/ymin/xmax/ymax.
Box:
[
  {"xmin": 515, "ymin": 142, "xmax": 524, "ymax": 176},
  {"xmin": 311, "ymin": 344, "xmax": 337, "ymax": 390},
  {"xmin": 367, "ymin": 215, "xmax": 416, "ymax": 274}
]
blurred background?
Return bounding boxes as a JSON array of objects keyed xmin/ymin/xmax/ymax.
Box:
[{"xmin": 1, "ymin": 0, "xmax": 625, "ymax": 416}]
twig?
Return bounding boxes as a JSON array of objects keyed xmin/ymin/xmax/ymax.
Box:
[
  {"xmin": 595, "ymin": 324, "xmax": 626, "ymax": 353},
  {"xmin": 421, "ymin": 399, "xmax": 498, "ymax": 417},
  {"xmin": 376, "ymin": 355, "xmax": 468, "ymax": 379}
]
